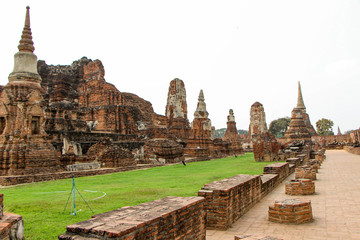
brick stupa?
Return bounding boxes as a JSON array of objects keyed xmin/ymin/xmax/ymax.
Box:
[
  {"xmin": 0, "ymin": 7, "xmax": 60, "ymax": 175},
  {"xmin": 223, "ymin": 109, "xmax": 243, "ymax": 155},
  {"xmin": 184, "ymin": 90, "xmax": 214, "ymax": 157},
  {"xmin": 283, "ymin": 82, "xmax": 313, "ymax": 144},
  {"xmin": 295, "ymin": 82, "xmax": 317, "ymax": 136}
]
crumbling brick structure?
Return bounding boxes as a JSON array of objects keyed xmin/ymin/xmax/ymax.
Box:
[
  {"xmin": 85, "ymin": 138, "xmax": 136, "ymax": 168},
  {"xmin": 165, "ymin": 78, "xmax": 190, "ymax": 140},
  {"xmin": 252, "ymin": 132, "xmax": 281, "ymax": 162},
  {"xmin": 142, "ymin": 138, "xmax": 184, "ymax": 164},
  {"xmin": 249, "ymin": 102, "xmax": 267, "ymax": 138}
]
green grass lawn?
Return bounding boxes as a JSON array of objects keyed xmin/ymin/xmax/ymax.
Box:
[{"xmin": 1, "ymin": 153, "xmax": 280, "ymax": 239}]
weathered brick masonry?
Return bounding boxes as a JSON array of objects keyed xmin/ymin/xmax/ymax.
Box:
[
  {"xmin": 59, "ymin": 196, "xmax": 206, "ymax": 240},
  {"xmin": 263, "ymin": 162, "xmax": 290, "ymax": 183},
  {"xmin": 198, "ymin": 161, "xmax": 294, "ymax": 230},
  {"xmin": 268, "ymin": 199, "xmax": 313, "ymax": 224},
  {"xmin": 295, "ymin": 166, "xmax": 316, "ymax": 180},
  {"xmin": 0, "ymin": 194, "xmax": 24, "ymax": 240},
  {"xmin": 285, "ymin": 179, "xmax": 315, "ymax": 195},
  {"xmin": 198, "ymin": 175, "xmax": 262, "ymax": 230}
]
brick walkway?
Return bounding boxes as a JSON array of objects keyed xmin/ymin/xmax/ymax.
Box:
[{"xmin": 206, "ymin": 150, "xmax": 360, "ymax": 240}]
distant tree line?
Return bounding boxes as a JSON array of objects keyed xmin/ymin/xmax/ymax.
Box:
[{"xmin": 215, "ymin": 128, "xmax": 249, "ymax": 138}]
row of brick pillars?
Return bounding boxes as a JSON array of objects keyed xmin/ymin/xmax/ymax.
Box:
[{"xmin": 267, "ymin": 149, "xmax": 326, "ymax": 226}]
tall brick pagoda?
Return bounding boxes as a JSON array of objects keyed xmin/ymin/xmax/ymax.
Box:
[
  {"xmin": 0, "ymin": 7, "xmax": 60, "ymax": 175},
  {"xmin": 283, "ymin": 82, "xmax": 314, "ymax": 143},
  {"xmin": 295, "ymin": 82, "xmax": 317, "ymax": 135},
  {"xmin": 184, "ymin": 90, "xmax": 214, "ymax": 157}
]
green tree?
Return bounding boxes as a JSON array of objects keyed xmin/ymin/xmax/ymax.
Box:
[
  {"xmin": 316, "ymin": 118, "xmax": 334, "ymax": 136},
  {"xmin": 269, "ymin": 117, "xmax": 291, "ymax": 138}
]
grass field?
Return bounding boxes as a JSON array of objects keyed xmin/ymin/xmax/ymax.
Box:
[{"xmin": 1, "ymin": 153, "xmax": 280, "ymax": 239}]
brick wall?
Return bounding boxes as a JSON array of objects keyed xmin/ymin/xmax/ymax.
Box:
[
  {"xmin": 59, "ymin": 196, "xmax": 205, "ymax": 240},
  {"xmin": 198, "ymin": 174, "xmax": 262, "ymax": 230},
  {"xmin": 260, "ymin": 174, "xmax": 278, "ymax": 198},
  {"xmin": 263, "ymin": 162, "xmax": 290, "ymax": 183},
  {"xmin": 344, "ymin": 146, "xmax": 360, "ymax": 155},
  {"xmin": 0, "ymin": 165, "xmax": 152, "ymax": 186}
]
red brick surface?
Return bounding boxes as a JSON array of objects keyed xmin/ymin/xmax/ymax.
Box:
[
  {"xmin": 59, "ymin": 196, "xmax": 206, "ymax": 240},
  {"xmin": 285, "ymin": 179, "xmax": 315, "ymax": 195},
  {"xmin": 268, "ymin": 199, "xmax": 313, "ymax": 224}
]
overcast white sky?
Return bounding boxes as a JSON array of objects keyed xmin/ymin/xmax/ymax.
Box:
[{"xmin": 1, "ymin": 1, "xmax": 360, "ymax": 132}]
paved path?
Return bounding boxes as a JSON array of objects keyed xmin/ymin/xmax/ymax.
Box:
[{"xmin": 206, "ymin": 150, "xmax": 360, "ymax": 240}]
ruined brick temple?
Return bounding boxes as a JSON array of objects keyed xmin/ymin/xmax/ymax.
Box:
[{"xmin": 0, "ymin": 7, "xmax": 243, "ymax": 181}]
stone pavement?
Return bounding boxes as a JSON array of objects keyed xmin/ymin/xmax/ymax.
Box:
[{"xmin": 206, "ymin": 150, "xmax": 360, "ymax": 240}]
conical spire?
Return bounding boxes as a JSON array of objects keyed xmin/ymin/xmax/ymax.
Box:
[
  {"xmin": 18, "ymin": 6, "xmax": 35, "ymax": 53},
  {"xmin": 8, "ymin": 6, "xmax": 40, "ymax": 82},
  {"xmin": 198, "ymin": 89, "xmax": 204, "ymax": 101},
  {"xmin": 194, "ymin": 89, "xmax": 208, "ymax": 119},
  {"xmin": 337, "ymin": 126, "xmax": 342, "ymax": 135},
  {"xmin": 296, "ymin": 81, "xmax": 306, "ymax": 109}
]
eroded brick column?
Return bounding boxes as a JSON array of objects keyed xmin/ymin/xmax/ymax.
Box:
[
  {"xmin": 268, "ymin": 199, "xmax": 313, "ymax": 224},
  {"xmin": 285, "ymin": 179, "xmax": 315, "ymax": 195},
  {"xmin": 295, "ymin": 166, "xmax": 316, "ymax": 180}
]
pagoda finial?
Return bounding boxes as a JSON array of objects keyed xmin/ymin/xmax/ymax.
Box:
[
  {"xmin": 296, "ymin": 81, "xmax": 306, "ymax": 109},
  {"xmin": 18, "ymin": 6, "xmax": 35, "ymax": 53},
  {"xmin": 198, "ymin": 89, "xmax": 204, "ymax": 101},
  {"xmin": 337, "ymin": 126, "xmax": 342, "ymax": 135}
]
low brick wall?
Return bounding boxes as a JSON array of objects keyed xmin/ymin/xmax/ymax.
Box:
[
  {"xmin": 285, "ymin": 179, "xmax": 315, "ymax": 195},
  {"xmin": 0, "ymin": 165, "xmax": 153, "ymax": 186},
  {"xmin": 286, "ymin": 157, "xmax": 301, "ymax": 167},
  {"xmin": 268, "ymin": 199, "xmax": 313, "ymax": 224},
  {"xmin": 59, "ymin": 196, "xmax": 206, "ymax": 240},
  {"xmin": 295, "ymin": 166, "xmax": 316, "ymax": 180},
  {"xmin": 263, "ymin": 162, "xmax": 290, "ymax": 183},
  {"xmin": 344, "ymin": 146, "xmax": 360, "ymax": 155},
  {"xmin": 198, "ymin": 174, "xmax": 261, "ymax": 230},
  {"xmin": 260, "ymin": 174, "xmax": 278, "ymax": 198}
]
